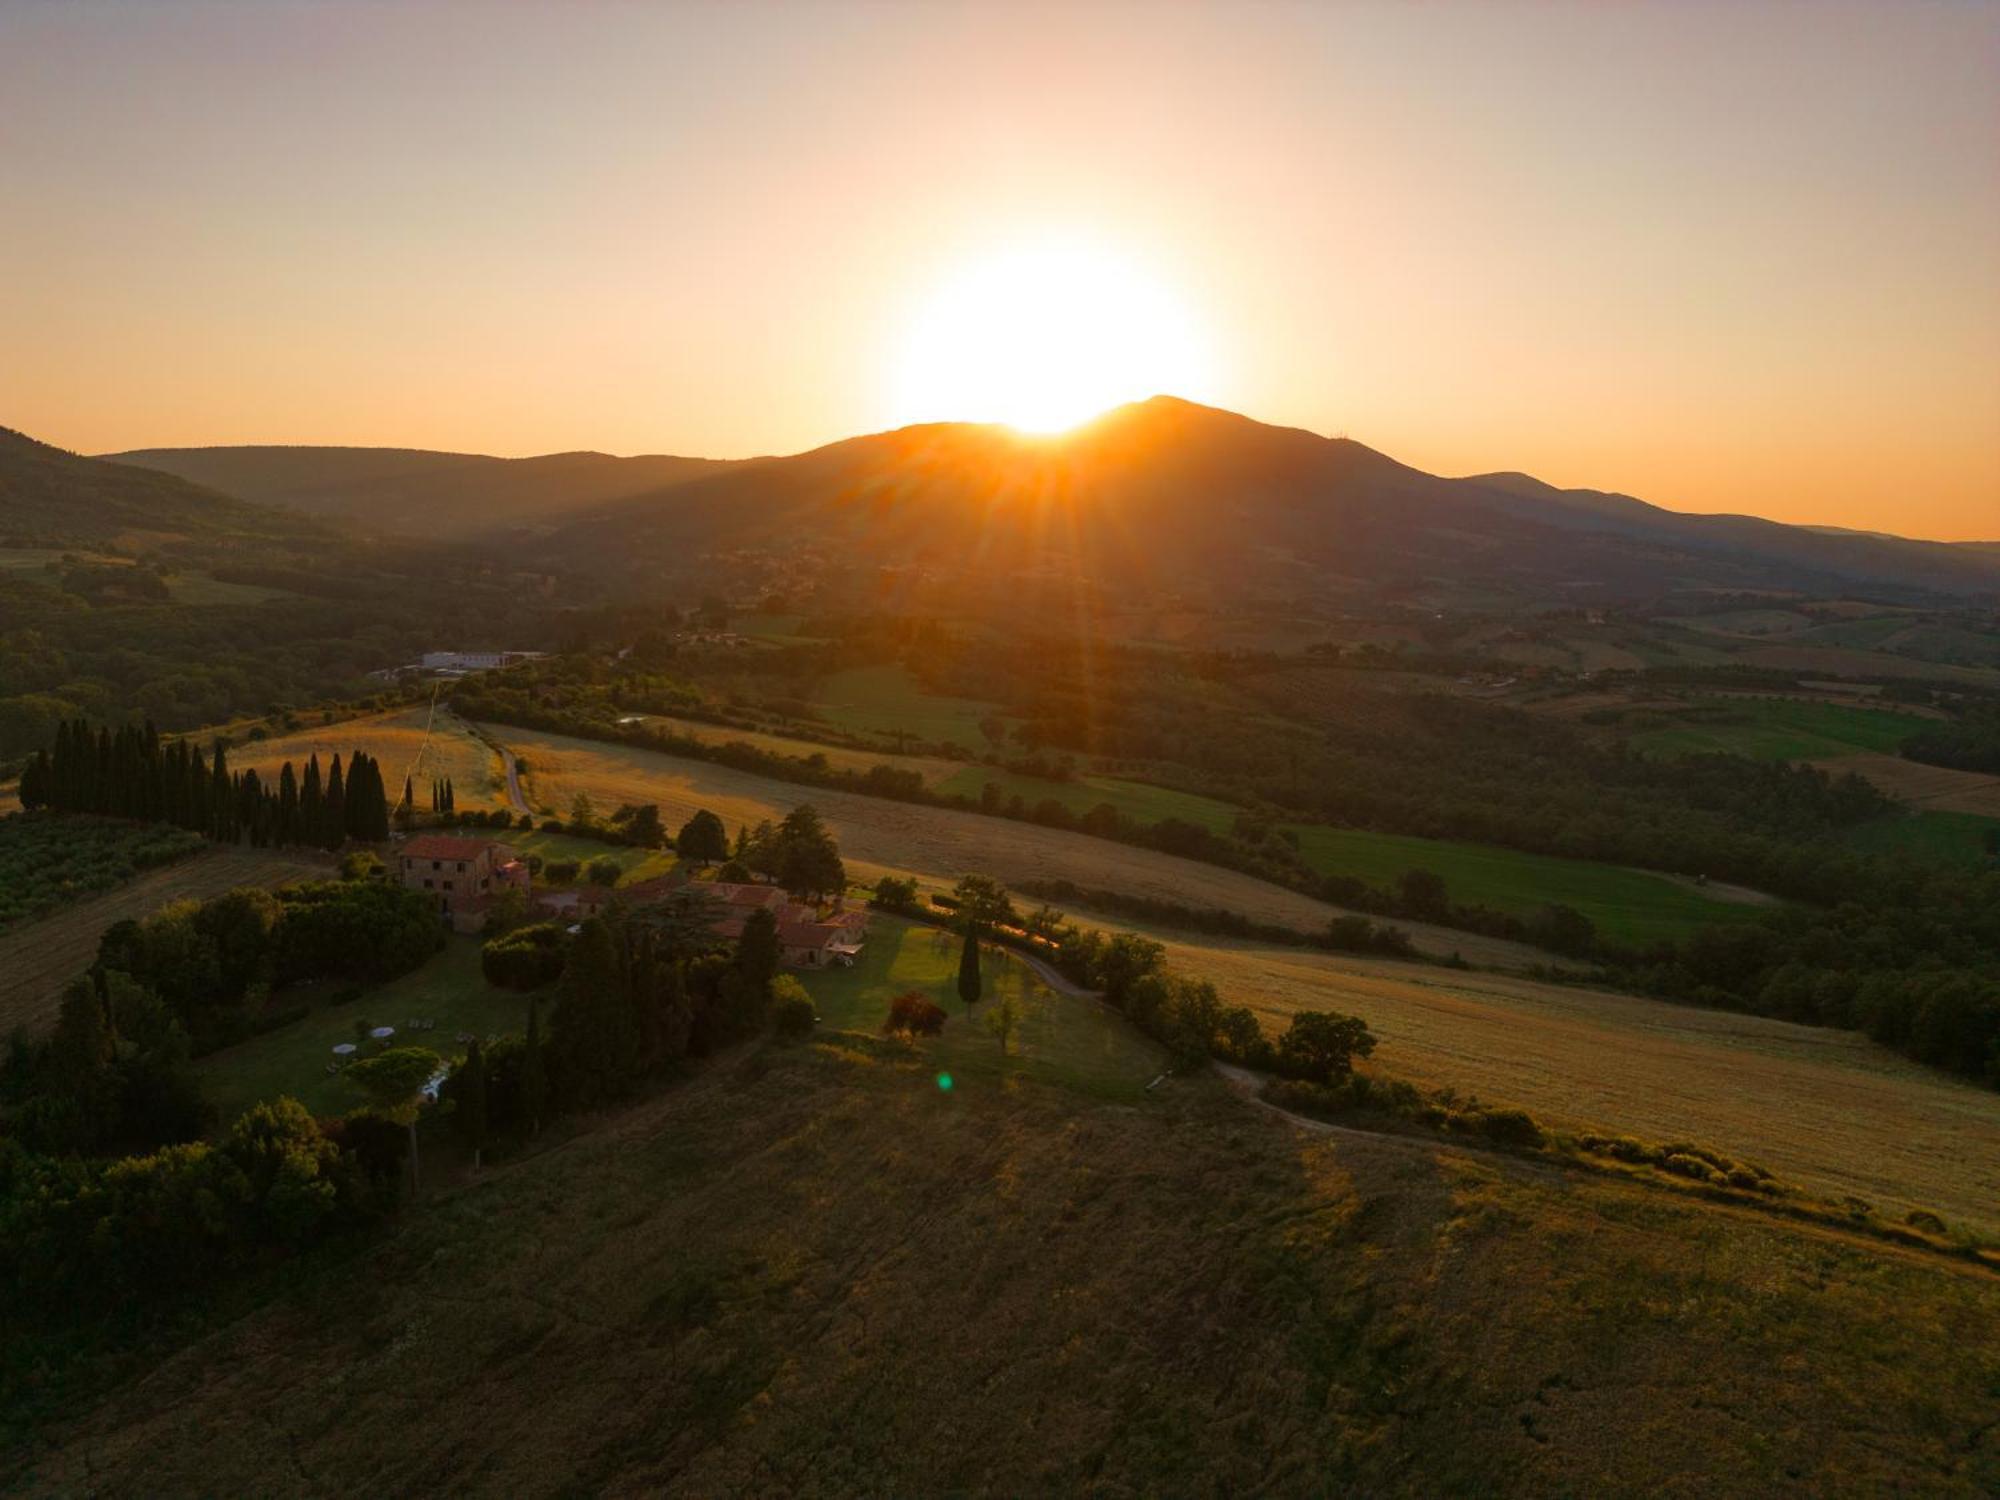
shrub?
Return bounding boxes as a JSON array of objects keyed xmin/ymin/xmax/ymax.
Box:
[
  {"xmin": 773, "ymin": 992, "xmax": 817, "ymax": 1040},
  {"xmin": 586, "ymin": 857, "xmax": 621, "ymax": 887},
  {"xmin": 871, "ymin": 875, "xmax": 919, "ymax": 911},
  {"xmin": 1475, "ymin": 1108, "xmax": 1543, "ymax": 1149},
  {"xmin": 542, "ymin": 858, "xmax": 580, "ymax": 885},
  {"xmin": 1904, "ymin": 1208, "xmax": 1948, "ymax": 1235},
  {"xmin": 1274, "ymin": 1010, "xmax": 1376, "ymax": 1083},
  {"xmin": 883, "ymin": 990, "xmax": 947, "ymax": 1037}
]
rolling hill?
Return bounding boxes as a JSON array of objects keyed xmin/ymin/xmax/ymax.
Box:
[
  {"xmin": 0, "ymin": 426, "xmax": 324, "ymax": 551},
  {"xmin": 104, "ymin": 444, "xmax": 756, "ymax": 537},
  {"xmin": 538, "ymin": 397, "xmax": 2000, "ymax": 602}
]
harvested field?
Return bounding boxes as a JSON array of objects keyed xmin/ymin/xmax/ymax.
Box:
[
  {"xmin": 478, "ymin": 722, "xmax": 1548, "ymax": 968},
  {"xmin": 1128, "ymin": 931, "xmax": 2000, "ymax": 1236},
  {"xmin": 0, "ymin": 845, "xmax": 330, "ymax": 1037},
  {"xmin": 229, "ymin": 705, "xmax": 509, "ymax": 809},
  {"xmin": 1819, "ymin": 751, "xmax": 2000, "ymax": 816},
  {"xmin": 623, "ymin": 712, "xmax": 963, "ymax": 785}
]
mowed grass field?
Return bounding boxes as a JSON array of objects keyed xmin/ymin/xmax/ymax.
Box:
[
  {"xmin": 0, "ymin": 845, "xmax": 330, "ymax": 1037},
  {"xmin": 23, "ymin": 1041, "xmax": 2000, "ymax": 1497},
  {"xmin": 476, "ymin": 721, "xmax": 1548, "ymax": 968},
  {"xmin": 194, "ymin": 936, "xmax": 532, "ymax": 1124},
  {"xmin": 1284, "ymin": 824, "xmax": 1769, "ymax": 946},
  {"xmin": 802, "ymin": 916, "xmax": 1162, "ymax": 1102},
  {"xmin": 811, "ymin": 664, "xmax": 1003, "ymax": 749},
  {"xmin": 936, "ymin": 765, "xmax": 1240, "ymax": 832},
  {"xmin": 1628, "ymin": 696, "xmax": 1934, "ymax": 762},
  {"xmin": 231, "ymin": 705, "xmax": 509, "ymax": 809},
  {"xmin": 1135, "ymin": 932, "xmax": 2000, "ymax": 1236}
]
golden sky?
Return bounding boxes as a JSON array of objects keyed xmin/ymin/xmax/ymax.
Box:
[{"xmin": 2, "ymin": 1, "xmax": 1995, "ymax": 539}]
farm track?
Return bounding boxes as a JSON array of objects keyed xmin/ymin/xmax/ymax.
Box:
[{"xmin": 0, "ymin": 845, "xmax": 329, "ymax": 1036}]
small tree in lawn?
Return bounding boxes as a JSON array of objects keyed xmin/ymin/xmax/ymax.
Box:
[
  {"xmin": 957, "ymin": 924, "xmax": 982, "ymax": 1010},
  {"xmin": 984, "ymin": 993, "xmax": 1019, "ymax": 1056},
  {"xmin": 345, "ymin": 1045, "xmax": 442, "ymax": 1193},
  {"xmin": 454, "ymin": 1038, "xmax": 490, "ymax": 1169}
]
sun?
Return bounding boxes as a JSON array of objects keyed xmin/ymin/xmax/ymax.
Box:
[{"xmin": 889, "ymin": 235, "xmax": 1219, "ymax": 434}]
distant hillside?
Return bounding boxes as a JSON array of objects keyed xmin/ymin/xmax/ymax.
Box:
[
  {"xmin": 541, "ymin": 397, "xmax": 2000, "ymax": 602},
  {"xmin": 0, "ymin": 427, "xmax": 321, "ymax": 552},
  {"xmin": 105, "ymin": 444, "xmax": 757, "ymax": 537}
]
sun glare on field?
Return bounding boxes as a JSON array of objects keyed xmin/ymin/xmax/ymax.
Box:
[{"xmin": 890, "ymin": 236, "xmax": 1219, "ymax": 434}]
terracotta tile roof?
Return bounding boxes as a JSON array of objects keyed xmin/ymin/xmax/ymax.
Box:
[{"xmin": 401, "ymin": 834, "xmax": 508, "ymax": 861}]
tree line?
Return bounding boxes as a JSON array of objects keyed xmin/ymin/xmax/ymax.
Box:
[{"xmin": 17, "ymin": 717, "xmax": 393, "ymax": 848}]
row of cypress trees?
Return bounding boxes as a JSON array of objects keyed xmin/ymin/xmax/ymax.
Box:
[{"xmin": 18, "ymin": 718, "xmax": 394, "ymax": 849}]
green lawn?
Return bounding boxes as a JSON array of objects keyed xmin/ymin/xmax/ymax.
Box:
[
  {"xmin": 510, "ymin": 828, "xmax": 679, "ymax": 884},
  {"xmin": 812, "ymin": 665, "xmax": 1003, "ymax": 751},
  {"xmin": 1834, "ymin": 810, "xmax": 2000, "ymax": 870},
  {"xmin": 935, "ymin": 766, "xmax": 1240, "ymax": 833},
  {"xmin": 799, "ymin": 916, "xmax": 1162, "ymax": 1102},
  {"xmin": 194, "ymin": 937, "xmax": 535, "ymax": 1124},
  {"xmin": 1284, "ymin": 825, "xmax": 1766, "ymax": 947},
  {"xmin": 1628, "ymin": 697, "xmax": 1932, "ymax": 762}
]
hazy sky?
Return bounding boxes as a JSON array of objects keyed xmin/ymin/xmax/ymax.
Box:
[{"xmin": 3, "ymin": 1, "xmax": 1995, "ymax": 538}]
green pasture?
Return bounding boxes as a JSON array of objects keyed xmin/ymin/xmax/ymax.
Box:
[
  {"xmin": 1283, "ymin": 824, "xmax": 1766, "ymax": 947},
  {"xmin": 812, "ymin": 665, "xmax": 1004, "ymax": 751},
  {"xmin": 509, "ymin": 827, "xmax": 679, "ymax": 884},
  {"xmin": 800, "ymin": 916, "xmax": 1161, "ymax": 1102},
  {"xmin": 1627, "ymin": 696, "xmax": 1931, "ymax": 762}
]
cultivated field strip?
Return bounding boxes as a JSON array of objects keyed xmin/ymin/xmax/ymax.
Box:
[
  {"xmin": 1817, "ymin": 751, "xmax": 2000, "ymax": 816},
  {"xmin": 480, "ymin": 722, "xmax": 1548, "ymax": 968},
  {"xmin": 0, "ymin": 846, "xmax": 328, "ymax": 1036},
  {"xmin": 1144, "ymin": 934, "xmax": 2000, "ymax": 1236}
]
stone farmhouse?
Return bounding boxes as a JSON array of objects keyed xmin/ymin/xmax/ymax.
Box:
[{"xmin": 396, "ymin": 833, "xmax": 531, "ymax": 935}]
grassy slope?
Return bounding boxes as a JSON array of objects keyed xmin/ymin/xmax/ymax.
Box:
[
  {"xmin": 1629, "ymin": 697, "xmax": 1933, "ymax": 762},
  {"xmin": 19, "ymin": 1043, "xmax": 2000, "ymax": 1497},
  {"xmin": 1131, "ymin": 931, "xmax": 2000, "ymax": 1236},
  {"xmin": 1284, "ymin": 825, "xmax": 1764, "ymax": 946}
]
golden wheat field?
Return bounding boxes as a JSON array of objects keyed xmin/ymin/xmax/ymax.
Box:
[
  {"xmin": 232, "ymin": 705, "xmax": 510, "ymax": 809},
  {"xmin": 1130, "ymin": 931, "xmax": 2000, "ymax": 1236},
  {"xmin": 0, "ymin": 845, "xmax": 330, "ymax": 1036},
  {"xmin": 487, "ymin": 722, "xmax": 1544, "ymax": 967}
]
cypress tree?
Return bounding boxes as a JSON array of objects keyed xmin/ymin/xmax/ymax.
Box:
[
  {"xmin": 277, "ymin": 761, "xmax": 299, "ymax": 846},
  {"xmin": 402, "ymin": 775, "xmax": 415, "ymax": 810},
  {"xmin": 455, "ymin": 1039, "xmax": 490, "ymax": 1170},
  {"xmin": 957, "ymin": 924, "xmax": 982, "ymax": 1010},
  {"xmin": 443, "ymin": 777, "xmax": 456, "ymax": 814},
  {"xmin": 301, "ymin": 754, "xmax": 323, "ymax": 841},
  {"xmin": 210, "ymin": 743, "xmax": 233, "ymax": 842},
  {"xmin": 324, "ymin": 754, "xmax": 347, "ymax": 850}
]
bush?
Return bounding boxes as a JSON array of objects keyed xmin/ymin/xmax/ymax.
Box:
[
  {"xmin": 1274, "ymin": 1010, "xmax": 1376, "ymax": 1083},
  {"xmin": 772, "ymin": 974, "xmax": 817, "ymax": 1039},
  {"xmin": 1474, "ymin": 1108, "xmax": 1543, "ymax": 1149},
  {"xmin": 871, "ymin": 875, "xmax": 919, "ymax": 911},
  {"xmin": 883, "ymin": 990, "xmax": 947, "ymax": 1037},
  {"xmin": 586, "ymin": 857, "xmax": 621, "ymax": 888},
  {"xmin": 1904, "ymin": 1208, "xmax": 1948, "ymax": 1235},
  {"xmin": 542, "ymin": 859, "xmax": 580, "ymax": 885}
]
